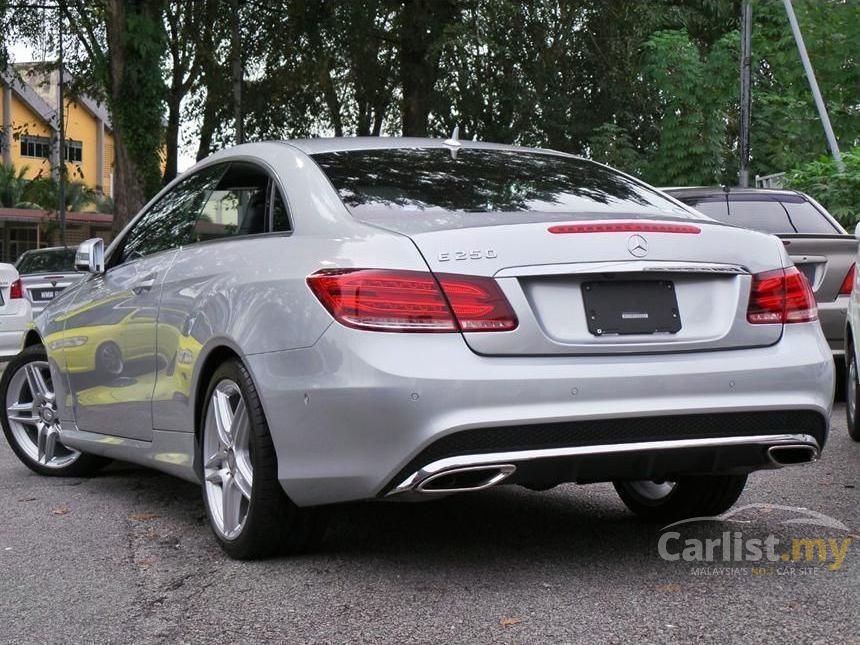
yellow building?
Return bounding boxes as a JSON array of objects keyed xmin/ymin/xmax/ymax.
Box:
[{"xmin": 0, "ymin": 64, "xmax": 114, "ymax": 261}]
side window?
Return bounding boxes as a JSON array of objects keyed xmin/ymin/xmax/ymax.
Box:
[
  {"xmin": 118, "ymin": 165, "xmax": 225, "ymax": 264},
  {"xmin": 194, "ymin": 162, "xmax": 269, "ymax": 241},
  {"xmin": 192, "ymin": 162, "xmax": 292, "ymax": 241},
  {"xmin": 271, "ymin": 183, "xmax": 291, "ymax": 232}
]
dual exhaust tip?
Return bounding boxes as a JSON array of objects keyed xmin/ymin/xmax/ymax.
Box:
[
  {"xmin": 416, "ymin": 464, "xmax": 516, "ymax": 494},
  {"xmin": 767, "ymin": 444, "xmax": 819, "ymax": 467},
  {"xmin": 404, "ymin": 443, "xmax": 818, "ymax": 495}
]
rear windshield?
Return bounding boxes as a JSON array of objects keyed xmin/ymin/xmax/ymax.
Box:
[
  {"xmin": 680, "ymin": 195, "xmax": 839, "ymax": 235},
  {"xmin": 15, "ymin": 248, "xmax": 78, "ymax": 274},
  {"xmin": 313, "ymin": 148, "xmax": 692, "ymax": 218}
]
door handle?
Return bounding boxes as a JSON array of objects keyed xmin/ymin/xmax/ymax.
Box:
[{"xmin": 131, "ymin": 275, "xmax": 156, "ymax": 295}]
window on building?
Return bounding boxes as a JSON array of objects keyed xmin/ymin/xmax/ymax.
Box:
[
  {"xmin": 65, "ymin": 140, "xmax": 83, "ymax": 163},
  {"xmin": 8, "ymin": 227, "xmax": 39, "ymax": 263},
  {"xmin": 20, "ymin": 135, "xmax": 51, "ymax": 158}
]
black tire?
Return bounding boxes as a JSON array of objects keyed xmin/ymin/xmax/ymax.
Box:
[
  {"xmin": 95, "ymin": 341, "xmax": 123, "ymax": 376},
  {"xmin": 199, "ymin": 358, "xmax": 326, "ymax": 559},
  {"xmin": 614, "ymin": 474, "xmax": 748, "ymax": 521},
  {"xmin": 845, "ymin": 348, "xmax": 860, "ymax": 441},
  {"xmin": 0, "ymin": 345, "xmax": 111, "ymax": 477},
  {"xmin": 833, "ymin": 359, "xmax": 846, "ymax": 403}
]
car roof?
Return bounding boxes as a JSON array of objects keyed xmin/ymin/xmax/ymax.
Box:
[
  {"xmin": 662, "ymin": 186, "xmax": 805, "ymax": 200},
  {"xmin": 280, "ymin": 136, "xmax": 572, "ymax": 157},
  {"xmin": 20, "ymin": 246, "xmax": 76, "ymax": 254}
]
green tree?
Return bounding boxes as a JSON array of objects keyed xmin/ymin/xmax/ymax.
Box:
[{"xmin": 786, "ymin": 146, "xmax": 860, "ymax": 227}]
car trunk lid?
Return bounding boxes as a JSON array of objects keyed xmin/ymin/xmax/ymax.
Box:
[
  {"xmin": 779, "ymin": 235, "xmax": 857, "ymax": 302},
  {"xmin": 370, "ymin": 216, "xmax": 787, "ymax": 356}
]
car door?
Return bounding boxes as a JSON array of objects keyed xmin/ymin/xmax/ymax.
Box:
[
  {"xmin": 66, "ymin": 165, "xmax": 225, "ymax": 441},
  {"xmin": 152, "ymin": 161, "xmax": 292, "ymax": 433}
]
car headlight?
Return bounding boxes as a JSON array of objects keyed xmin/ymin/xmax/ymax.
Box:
[{"xmin": 48, "ymin": 336, "xmax": 88, "ymax": 350}]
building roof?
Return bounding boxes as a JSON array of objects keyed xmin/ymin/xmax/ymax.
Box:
[
  {"xmin": 0, "ymin": 206, "xmax": 112, "ymax": 225},
  {"xmin": 2, "ymin": 65, "xmax": 112, "ymax": 132},
  {"xmin": 0, "ymin": 67, "xmax": 58, "ymax": 130}
]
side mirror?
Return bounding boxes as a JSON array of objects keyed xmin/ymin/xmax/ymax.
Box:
[
  {"xmin": 75, "ymin": 238, "xmax": 105, "ymax": 274},
  {"xmin": 854, "ymin": 223, "xmax": 860, "ymax": 241}
]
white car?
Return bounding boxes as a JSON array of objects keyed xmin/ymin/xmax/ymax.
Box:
[{"xmin": 0, "ymin": 263, "xmax": 31, "ymax": 358}]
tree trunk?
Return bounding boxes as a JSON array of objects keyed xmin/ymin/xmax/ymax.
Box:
[
  {"xmin": 163, "ymin": 89, "xmax": 181, "ymax": 184},
  {"xmin": 230, "ymin": 0, "xmax": 243, "ymax": 145},
  {"xmin": 105, "ymin": 0, "xmax": 166, "ymax": 234},
  {"xmin": 196, "ymin": 92, "xmax": 218, "ymax": 161},
  {"xmin": 319, "ymin": 59, "xmax": 344, "ymax": 137},
  {"xmin": 398, "ymin": 0, "xmax": 458, "ymax": 136}
]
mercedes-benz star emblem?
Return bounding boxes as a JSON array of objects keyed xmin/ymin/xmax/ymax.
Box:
[{"xmin": 627, "ymin": 234, "xmax": 649, "ymax": 258}]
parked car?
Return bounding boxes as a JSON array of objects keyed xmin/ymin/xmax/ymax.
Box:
[
  {"xmin": 662, "ymin": 187, "xmax": 855, "ymax": 365},
  {"xmin": 842, "ymin": 224, "xmax": 860, "ymax": 442},
  {"xmin": 0, "ymin": 140, "xmax": 833, "ymax": 559},
  {"xmin": 14, "ymin": 246, "xmax": 83, "ymax": 316},
  {"xmin": 0, "ymin": 262, "xmax": 31, "ymax": 358}
]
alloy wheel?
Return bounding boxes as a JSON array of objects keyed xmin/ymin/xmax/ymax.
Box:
[
  {"xmin": 203, "ymin": 379, "xmax": 253, "ymax": 540},
  {"xmin": 5, "ymin": 360, "xmax": 79, "ymax": 468}
]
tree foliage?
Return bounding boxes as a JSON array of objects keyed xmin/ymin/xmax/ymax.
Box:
[
  {"xmin": 2, "ymin": 0, "xmax": 857, "ymax": 221},
  {"xmin": 786, "ymin": 147, "xmax": 860, "ymax": 227}
]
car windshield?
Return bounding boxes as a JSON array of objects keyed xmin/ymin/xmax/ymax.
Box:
[
  {"xmin": 313, "ymin": 148, "xmax": 692, "ymax": 218},
  {"xmin": 15, "ymin": 248, "xmax": 78, "ymax": 274}
]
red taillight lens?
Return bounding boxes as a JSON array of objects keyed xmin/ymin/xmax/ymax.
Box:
[
  {"xmin": 747, "ymin": 266, "xmax": 817, "ymax": 324},
  {"xmin": 436, "ymin": 273, "xmax": 518, "ymax": 331},
  {"xmin": 839, "ymin": 263, "xmax": 855, "ymax": 296},
  {"xmin": 9, "ymin": 279, "xmax": 23, "ymax": 299},
  {"xmin": 548, "ymin": 222, "xmax": 701, "ymax": 235},
  {"xmin": 307, "ymin": 269, "xmax": 518, "ymax": 333}
]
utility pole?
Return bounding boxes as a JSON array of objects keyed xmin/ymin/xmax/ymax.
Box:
[
  {"xmin": 57, "ymin": 0, "xmax": 66, "ymax": 246},
  {"xmin": 738, "ymin": 0, "xmax": 752, "ymax": 188},
  {"xmin": 783, "ymin": 0, "xmax": 845, "ymax": 172}
]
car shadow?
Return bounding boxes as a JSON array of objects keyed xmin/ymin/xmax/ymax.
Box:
[{"xmin": 92, "ymin": 462, "xmax": 665, "ymax": 565}]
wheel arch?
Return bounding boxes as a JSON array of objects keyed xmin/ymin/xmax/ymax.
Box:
[
  {"xmin": 22, "ymin": 329, "xmax": 43, "ymax": 349},
  {"xmin": 191, "ymin": 342, "xmax": 269, "ymax": 474}
]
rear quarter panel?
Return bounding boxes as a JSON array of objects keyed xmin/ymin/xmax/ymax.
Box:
[{"xmin": 152, "ymin": 232, "xmax": 428, "ymax": 433}]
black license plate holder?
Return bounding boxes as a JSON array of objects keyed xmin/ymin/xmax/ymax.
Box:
[{"xmin": 582, "ymin": 280, "xmax": 682, "ymax": 336}]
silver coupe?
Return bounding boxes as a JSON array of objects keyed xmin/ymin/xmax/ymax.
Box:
[{"xmin": 0, "ymin": 138, "xmax": 834, "ymax": 559}]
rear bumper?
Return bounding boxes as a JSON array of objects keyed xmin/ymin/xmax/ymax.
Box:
[
  {"xmin": 819, "ymin": 296, "xmax": 847, "ymax": 356},
  {"xmin": 388, "ymin": 432, "xmax": 822, "ymax": 496},
  {"xmin": 247, "ymin": 322, "xmax": 834, "ymax": 507},
  {"xmin": 0, "ymin": 302, "xmax": 31, "ymax": 358}
]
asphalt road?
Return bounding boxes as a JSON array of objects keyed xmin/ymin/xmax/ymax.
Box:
[{"xmin": 1, "ymin": 408, "xmax": 858, "ymax": 645}]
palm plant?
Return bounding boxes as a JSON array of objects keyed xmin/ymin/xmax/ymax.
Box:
[{"xmin": 0, "ymin": 163, "xmax": 31, "ymax": 208}]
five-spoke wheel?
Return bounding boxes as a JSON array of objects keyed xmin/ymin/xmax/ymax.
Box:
[
  {"xmin": 0, "ymin": 345, "xmax": 109, "ymax": 476},
  {"xmin": 199, "ymin": 359, "xmax": 324, "ymax": 559},
  {"xmin": 203, "ymin": 379, "xmax": 254, "ymax": 539}
]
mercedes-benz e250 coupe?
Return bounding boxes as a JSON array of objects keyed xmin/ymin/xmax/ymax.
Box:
[{"xmin": 1, "ymin": 138, "xmax": 833, "ymax": 559}]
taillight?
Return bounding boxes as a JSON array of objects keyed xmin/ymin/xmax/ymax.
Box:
[
  {"xmin": 9, "ymin": 279, "xmax": 23, "ymax": 299},
  {"xmin": 307, "ymin": 269, "xmax": 518, "ymax": 333},
  {"xmin": 839, "ymin": 263, "xmax": 855, "ymax": 296},
  {"xmin": 747, "ymin": 266, "xmax": 817, "ymax": 324},
  {"xmin": 548, "ymin": 222, "xmax": 701, "ymax": 235}
]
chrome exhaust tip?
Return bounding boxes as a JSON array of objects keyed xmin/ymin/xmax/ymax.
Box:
[
  {"xmin": 767, "ymin": 444, "xmax": 819, "ymax": 467},
  {"xmin": 415, "ymin": 464, "xmax": 516, "ymax": 494}
]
